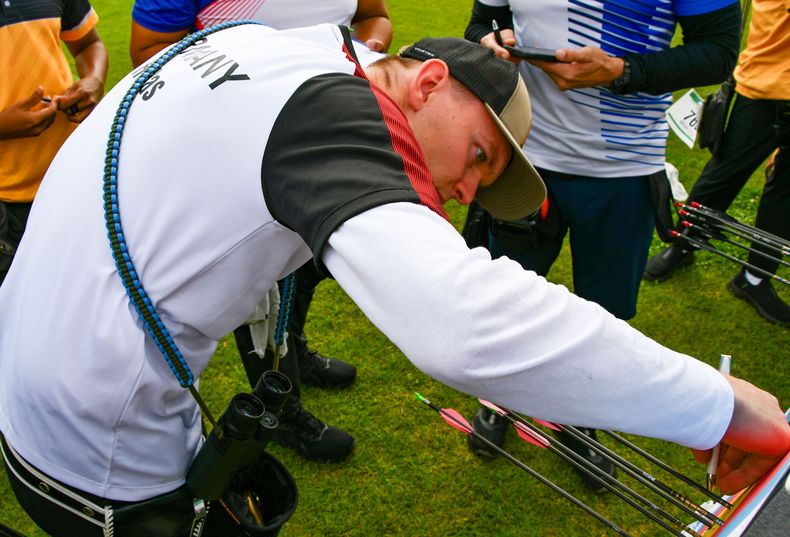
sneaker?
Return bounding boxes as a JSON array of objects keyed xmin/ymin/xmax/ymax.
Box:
[
  {"xmin": 643, "ymin": 243, "xmax": 695, "ymax": 282},
  {"xmin": 274, "ymin": 403, "xmax": 355, "ymax": 462},
  {"xmin": 727, "ymin": 269, "xmax": 790, "ymax": 325},
  {"xmin": 554, "ymin": 427, "xmax": 616, "ymax": 493},
  {"xmin": 467, "ymin": 407, "xmax": 508, "ymax": 458},
  {"xmin": 298, "ymin": 349, "xmax": 356, "ymax": 389}
]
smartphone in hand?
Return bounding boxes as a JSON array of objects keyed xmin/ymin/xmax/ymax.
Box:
[
  {"xmin": 492, "ymin": 20, "xmax": 559, "ymax": 62},
  {"xmin": 503, "ymin": 45, "xmax": 560, "ymax": 62}
]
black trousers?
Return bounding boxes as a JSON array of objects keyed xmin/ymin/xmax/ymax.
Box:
[
  {"xmin": 234, "ymin": 327, "xmax": 302, "ymax": 401},
  {"xmin": 688, "ymin": 94, "xmax": 790, "ymax": 274},
  {"xmin": 234, "ymin": 260, "xmax": 326, "ymax": 401},
  {"xmin": 0, "ymin": 201, "xmax": 33, "ymax": 287},
  {"xmin": 287, "ymin": 261, "xmax": 327, "ymax": 359}
]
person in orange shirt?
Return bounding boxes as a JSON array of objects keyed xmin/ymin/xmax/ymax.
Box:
[
  {"xmin": 645, "ymin": 0, "xmax": 790, "ymax": 326},
  {"xmin": 0, "ymin": 0, "xmax": 108, "ymax": 285}
]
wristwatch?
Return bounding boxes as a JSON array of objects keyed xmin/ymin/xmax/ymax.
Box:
[{"xmin": 608, "ymin": 57, "xmax": 631, "ymax": 95}]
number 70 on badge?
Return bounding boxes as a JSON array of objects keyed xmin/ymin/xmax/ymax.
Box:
[{"xmin": 666, "ymin": 89, "xmax": 704, "ymax": 149}]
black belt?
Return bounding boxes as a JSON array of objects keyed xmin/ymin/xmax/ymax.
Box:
[
  {"xmin": 0, "ymin": 434, "xmax": 110, "ymax": 531},
  {"xmin": 1, "ymin": 434, "xmax": 209, "ymax": 537}
]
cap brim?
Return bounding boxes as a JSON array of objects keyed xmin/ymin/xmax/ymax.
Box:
[{"xmin": 476, "ymin": 104, "xmax": 546, "ymax": 221}]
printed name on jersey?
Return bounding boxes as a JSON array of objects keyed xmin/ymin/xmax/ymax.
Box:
[
  {"xmin": 178, "ymin": 37, "xmax": 251, "ymax": 89},
  {"xmin": 128, "ymin": 36, "xmax": 252, "ymax": 100}
]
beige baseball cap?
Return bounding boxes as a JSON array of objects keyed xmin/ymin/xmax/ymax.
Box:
[{"xmin": 400, "ymin": 37, "xmax": 546, "ymax": 220}]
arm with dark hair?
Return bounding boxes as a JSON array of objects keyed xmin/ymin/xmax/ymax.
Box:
[{"xmin": 620, "ymin": 2, "xmax": 741, "ymax": 95}]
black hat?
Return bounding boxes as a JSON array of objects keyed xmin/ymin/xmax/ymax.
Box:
[{"xmin": 400, "ymin": 37, "xmax": 546, "ymax": 220}]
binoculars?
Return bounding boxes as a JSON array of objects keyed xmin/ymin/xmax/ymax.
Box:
[{"xmin": 186, "ymin": 370, "xmax": 292, "ymax": 500}]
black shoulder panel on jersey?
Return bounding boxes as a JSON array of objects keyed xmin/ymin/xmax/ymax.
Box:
[{"xmin": 262, "ymin": 72, "xmax": 422, "ymax": 273}]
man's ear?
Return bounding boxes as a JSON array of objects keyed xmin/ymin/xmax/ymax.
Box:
[{"xmin": 405, "ymin": 59, "xmax": 451, "ymax": 111}]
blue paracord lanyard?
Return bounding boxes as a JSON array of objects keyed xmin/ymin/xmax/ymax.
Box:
[{"xmin": 103, "ymin": 20, "xmax": 293, "ymax": 420}]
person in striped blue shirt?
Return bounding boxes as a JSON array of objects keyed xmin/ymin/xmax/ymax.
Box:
[{"xmin": 464, "ymin": 0, "xmax": 742, "ymax": 489}]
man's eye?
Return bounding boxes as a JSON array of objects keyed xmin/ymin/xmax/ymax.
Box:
[{"xmin": 476, "ymin": 147, "xmax": 488, "ymax": 163}]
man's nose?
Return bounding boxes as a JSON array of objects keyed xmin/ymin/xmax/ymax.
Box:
[{"xmin": 454, "ymin": 173, "xmax": 479, "ymax": 206}]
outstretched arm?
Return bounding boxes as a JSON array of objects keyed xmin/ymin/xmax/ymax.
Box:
[{"xmin": 323, "ymin": 202, "xmax": 788, "ymax": 493}]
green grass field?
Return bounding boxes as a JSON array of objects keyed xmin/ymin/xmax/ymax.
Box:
[{"xmin": 2, "ymin": 1, "xmax": 787, "ymax": 535}]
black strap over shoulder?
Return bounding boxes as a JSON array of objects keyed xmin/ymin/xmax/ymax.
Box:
[{"xmin": 339, "ymin": 25, "xmax": 360, "ymax": 64}]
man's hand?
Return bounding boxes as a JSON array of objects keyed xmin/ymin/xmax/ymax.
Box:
[
  {"xmin": 364, "ymin": 38, "xmax": 387, "ymax": 52},
  {"xmin": 691, "ymin": 376, "xmax": 790, "ymax": 494},
  {"xmin": 58, "ymin": 76, "xmax": 104, "ymax": 123},
  {"xmin": 63, "ymin": 28, "xmax": 107, "ymax": 123},
  {"xmin": 479, "ymin": 29, "xmax": 519, "ymax": 63},
  {"xmin": 0, "ymin": 86, "xmax": 59, "ymax": 140},
  {"xmin": 531, "ymin": 46, "xmax": 624, "ymax": 90}
]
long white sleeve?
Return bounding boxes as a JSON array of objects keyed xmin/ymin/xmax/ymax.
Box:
[{"xmin": 323, "ymin": 202, "xmax": 733, "ymax": 450}]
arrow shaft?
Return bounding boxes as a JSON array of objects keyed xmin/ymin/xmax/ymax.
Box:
[
  {"xmin": 676, "ymin": 233, "xmax": 790, "ymax": 286},
  {"xmin": 682, "ymin": 221, "xmax": 790, "ymax": 270},
  {"xmin": 508, "ymin": 415, "xmax": 702, "ymax": 536},
  {"xmin": 679, "ymin": 203, "xmax": 790, "ymax": 254},
  {"xmin": 417, "ymin": 396, "xmax": 634, "ymax": 537},
  {"xmin": 601, "ymin": 430, "xmax": 734, "ymax": 510},
  {"xmin": 548, "ymin": 422, "xmax": 723, "ymax": 527}
]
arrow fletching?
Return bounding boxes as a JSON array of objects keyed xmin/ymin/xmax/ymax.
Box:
[
  {"xmin": 479, "ymin": 399, "xmax": 509, "ymax": 416},
  {"xmin": 440, "ymin": 408, "xmax": 473, "ymax": 434},
  {"xmin": 533, "ymin": 418, "xmax": 562, "ymax": 431},
  {"xmin": 514, "ymin": 421, "xmax": 549, "ymax": 448}
]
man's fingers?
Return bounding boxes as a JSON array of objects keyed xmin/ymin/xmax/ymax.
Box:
[
  {"xmin": 22, "ymin": 86, "xmax": 48, "ymax": 109},
  {"xmin": 725, "ymin": 377, "xmax": 790, "ymax": 457},
  {"xmin": 718, "ymin": 444, "xmax": 747, "ymax": 475},
  {"xmin": 481, "ymin": 30, "xmax": 517, "ymax": 61},
  {"xmin": 365, "ymin": 39, "xmax": 385, "ymax": 52},
  {"xmin": 691, "ymin": 447, "xmax": 712, "ymax": 464},
  {"xmin": 25, "ymin": 106, "xmax": 58, "ymax": 136},
  {"xmin": 28, "ymin": 87, "xmax": 44, "ymax": 104},
  {"xmin": 716, "ymin": 453, "xmax": 784, "ymax": 494},
  {"xmin": 480, "ymin": 33, "xmax": 511, "ymax": 60},
  {"xmin": 554, "ymin": 47, "xmax": 592, "ymax": 63},
  {"xmin": 554, "ymin": 48, "xmax": 572, "ymax": 62}
]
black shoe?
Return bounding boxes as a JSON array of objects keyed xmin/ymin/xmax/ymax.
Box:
[
  {"xmin": 275, "ymin": 403, "xmax": 355, "ymax": 462},
  {"xmin": 728, "ymin": 270, "xmax": 790, "ymax": 325},
  {"xmin": 643, "ymin": 243, "xmax": 695, "ymax": 282},
  {"xmin": 554, "ymin": 427, "xmax": 616, "ymax": 493},
  {"xmin": 467, "ymin": 407, "xmax": 508, "ymax": 458},
  {"xmin": 298, "ymin": 349, "xmax": 356, "ymax": 389}
]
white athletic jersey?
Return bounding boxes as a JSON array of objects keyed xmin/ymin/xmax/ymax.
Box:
[
  {"xmin": 481, "ymin": 0, "xmax": 727, "ymax": 177},
  {"xmin": 0, "ymin": 24, "xmax": 732, "ymax": 501},
  {"xmin": 0, "ymin": 23, "xmax": 432, "ymax": 500}
]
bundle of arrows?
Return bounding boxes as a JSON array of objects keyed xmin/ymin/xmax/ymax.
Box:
[
  {"xmin": 671, "ymin": 202, "xmax": 789, "ymax": 286},
  {"xmin": 414, "ymin": 393, "xmax": 789, "ymax": 536}
]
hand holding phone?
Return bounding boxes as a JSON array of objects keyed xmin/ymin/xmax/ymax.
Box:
[
  {"xmin": 492, "ymin": 20, "xmax": 559, "ymax": 63},
  {"xmin": 502, "ymin": 45, "xmax": 559, "ymax": 62}
]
